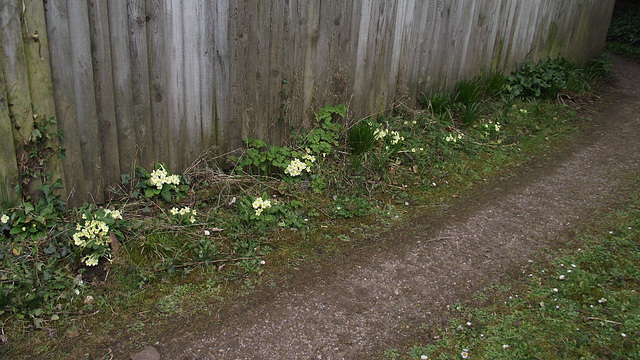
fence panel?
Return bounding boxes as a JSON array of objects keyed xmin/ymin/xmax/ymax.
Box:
[{"xmin": 0, "ymin": 0, "xmax": 617, "ymax": 205}]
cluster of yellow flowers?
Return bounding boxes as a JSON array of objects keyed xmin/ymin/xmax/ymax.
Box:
[
  {"xmin": 103, "ymin": 209, "xmax": 123, "ymax": 220},
  {"xmin": 374, "ymin": 128, "xmax": 404, "ymax": 145},
  {"xmin": 84, "ymin": 254, "xmax": 99, "ymax": 267},
  {"xmin": 252, "ymin": 197, "xmax": 272, "ymax": 216},
  {"xmin": 374, "ymin": 128, "xmax": 388, "ymax": 141},
  {"xmin": 390, "ymin": 130, "xmax": 404, "ymax": 145},
  {"xmin": 284, "ymin": 158, "xmax": 309, "ymax": 177},
  {"xmin": 445, "ymin": 133, "xmax": 464, "ymax": 143},
  {"xmin": 72, "ymin": 209, "xmax": 123, "ymax": 266},
  {"xmin": 73, "ymin": 219, "xmax": 110, "ymax": 249},
  {"xmin": 301, "ymin": 153, "xmax": 316, "ymax": 163},
  {"xmin": 169, "ymin": 206, "xmax": 196, "ymax": 223},
  {"xmin": 148, "ymin": 166, "xmax": 180, "ymax": 189},
  {"xmin": 478, "ymin": 119, "xmax": 501, "ymax": 133}
]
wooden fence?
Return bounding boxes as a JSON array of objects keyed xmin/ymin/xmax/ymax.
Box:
[{"xmin": 0, "ymin": 0, "xmax": 615, "ymax": 205}]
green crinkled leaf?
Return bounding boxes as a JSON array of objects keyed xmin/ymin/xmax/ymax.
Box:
[
  {"xmin": 144, "ymin": 187, "xmax": 156, "ymax": 198},
  {"xmin": 161, "ymin": 191, "xmax": 172, "ymax": 202}
]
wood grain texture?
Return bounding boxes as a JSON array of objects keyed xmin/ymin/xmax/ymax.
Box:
[
  {"xmin": 0, "ymin": 1, "xmax": 34, "ymax": 143},
  {"xmin": 0, "ymin": 55, "xmax": 19, "ymax": 203},
  {"xmin": 128, "ymin": 0, "xmax": 154, "ymax": 169},
  {"xmin": 67, "ymin": 0, "xmax": 104, "ymax": 203},
  {"xmin": 107, "ymin": 0, "xmax": 137, "ymax": 178},
  {"xmin": 87, "ymin": 0, "xmax": 120, "ymax": 196},
  {"xmin": 45, "ymin": 0, "xmax": 88, "ymax": 205},
  {"xmin": 146, "ymin": 0, "xmax": 170, "ymax": 166}
]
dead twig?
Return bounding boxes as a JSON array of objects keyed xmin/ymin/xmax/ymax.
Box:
[
  {"xmin": 151, "ymin": 256, "xmax": 260, "ymax": 272},
  {"xmin": 584, "ymin": 316, "xmax": 622, "ymax": 325}
]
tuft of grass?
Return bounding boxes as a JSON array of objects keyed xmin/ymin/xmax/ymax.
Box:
[
  {"xmin": 454, "ymin": 78, "xmax": 483, "ymax": 107},
  {"xmin": 348, "ymin": 120, "xmax": 378, "ymax": 156},
  {"xmin": 384, "ymin": 182, "xmax": 640, "ymax": 360},
  {"xmin": 419, "ymin": 87, "xmax": 453, "ymax": 116}
]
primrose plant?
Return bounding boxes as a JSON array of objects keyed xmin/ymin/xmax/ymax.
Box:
[
  {"xmin": 129, "ymin": 162, "xmax": 188, "ymax": 202},
  {"xmin": 72, "ymin": 207, "xmax": 125, "ymax": 266}
]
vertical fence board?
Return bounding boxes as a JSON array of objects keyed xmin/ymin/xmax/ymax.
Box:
[
  {"xmin": 199, "ymin": 0, "xmax": 215, "ymax": 154},
  {"xmin": 166, "ymin": 0, "xmax": 185, "ymax": 171},
  {"xmin": 128, "ymin": 0, "xmax": 154, "ymax": 169},
  {"xmin": 267, "ymin": 0, "xmax": 285, "ymax": 144},
  {"xmin": 45, "ymin": 1, "xmax": 87, "ymax": 204},
  {"xmin": 226, "ymin": 1, "xmax": 245, "ymax": 153},
  {"xmin": 146, "ymin": 0, "xmax": 170, "ymax": 166},
  {"xmin": 255, "ymin": 1, "xmax": 271, "ymax": 140},
  {"xmin": 21, "ymin": 0, "xmax": 65, "ymax": 193},
  {"xmin": 108, "ymin": 1, "xmax": 138, "ymax": 177},
  {"xmin": 182, "ymin": 0, "xmax": 202, "ymax": 165},
  {"xmin": 0, "ymin": 61, "xmax": 19, "ymax": 204},
  {"xmin": 0, "ymin": 1, "xmax": 34, "ymax": 151},
  {"xmin": 87, "ymin": 0, "xmax": 121, "ymax": 196},
  {"xmin": 213, "ymin": 0, "xmax": 230, "ymax": 152},
  {"xmin": 67, "ymin": 0, "xmax": 104, "ymax": 203},
  {"xmin": 300, "ymin": 0, "xmax": 319, "ymax": 128}
]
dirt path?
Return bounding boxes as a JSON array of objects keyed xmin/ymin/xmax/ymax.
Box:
[{"xmin": 150, "ymin": 56, "xmax": 640, "ymax": 360}]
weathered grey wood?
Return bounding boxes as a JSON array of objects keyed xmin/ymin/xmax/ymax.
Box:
[
  {"xmin": 22, "ymin": 0, "xmax": 65, "ymax": 193},
  {"xmin": 182, "ymin": 0, "xmax": 202, "ymax": 166},
  {"xmin": 146, "ymin": 0, "xmax": 170, "ymax": 166},
  {"xmin": 0, "ymin": 58, "xmax": 19, "ymax": 204},
  {"xmin": 45, "ymin": 0, "xmax": 88, "ymax": 205},
  {"xmin": 0, "ymin": 1, "xmax": 34, "ymax": 147},
  {"xmin": 107, "ymin": 0, "xmax": 138, "ymax": 178},
  {"xmin": 166, "ymin": 0, "xmax": 186, "ymax": 171},
  {"xmin": 87, "ymin": 0, "xmax": 121, "ymax": 197},
  {"xmin": 267, "ymin": 0, "xmax": 284, "ymax": 144},
  {"xmin": 1, "ymin": 0, "xmax": 617, "ymax": 204},
  {"xmin": 212, "ymin": 0, "xmax": 230, "ymax": 152},
  {"xmin": 199, "ymin": 0, "xmax": 215, "ymax": 153},
  {"xmin": 128, "ymin": 0, "xmax": 154, "ymax": 169},
  {"xmin": 67, "ymin": 0, "xmax": 104, "ymax": 203}
]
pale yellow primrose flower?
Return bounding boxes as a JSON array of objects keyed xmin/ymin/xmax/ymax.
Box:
[
  {"xmin": 301, "ymin": 153, "xmax": 316, "ymax": 163},
  {"xmin": 284, "ymin": 158, "xmax": 308, "ymax": 177},
  {"xmin": 111, "ymin": 210, "xmax": 123, "ymax": 220},
  {"xmin": 374, "ymin": 128, "xmax": 388, "ymax": 140},
  {"xmin": 252, "ymin": 196, "xmax": 272, "ymax": 216},
  {"xmin": 73, "ymin": 220, "xmax": 110, "ymax": 247},
  {"xmin": 390, "ymin": 131, "xmax": 404, "ymax": 145},
  {"xmin": 84, "ymin": 254, "xmax": 99, "ymax": 266},
  {"xmin": 0, "ymin": 214, "xmax": 8, "ymax": 224},
  {"xmin": 148, "ymin": 166, "xmax": 180, "ymax": 189}
]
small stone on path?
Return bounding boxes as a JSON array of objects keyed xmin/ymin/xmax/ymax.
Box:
[{"xmin": 130, "ymin": 345, "xmax": 160, "ymax": 360}]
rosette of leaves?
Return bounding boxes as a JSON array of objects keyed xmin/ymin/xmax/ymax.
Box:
[{"xmin": 126, "ymin": 162, "xmax": 189, "ymax": 202}]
